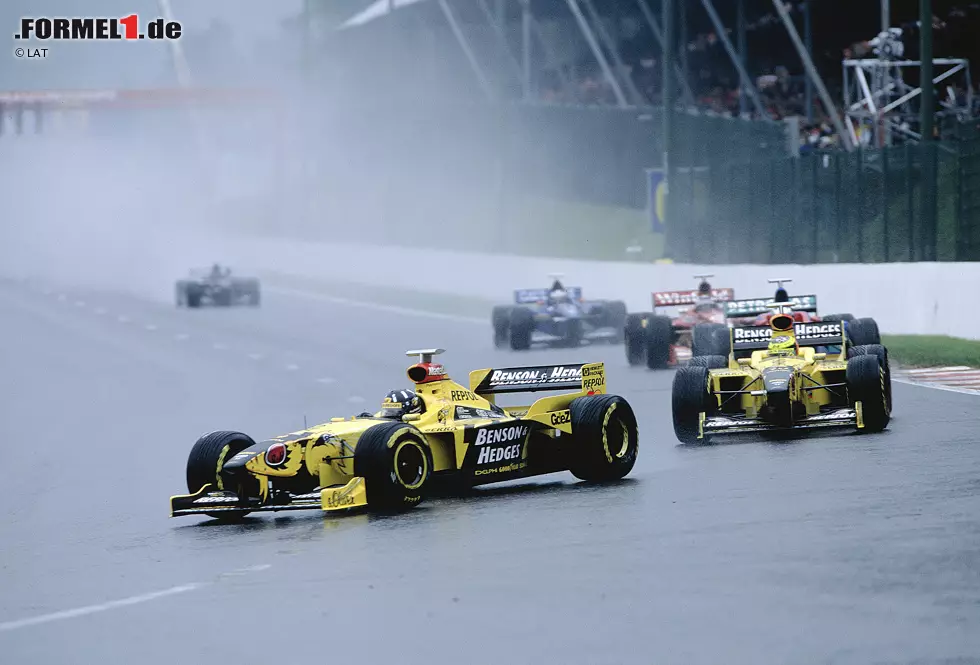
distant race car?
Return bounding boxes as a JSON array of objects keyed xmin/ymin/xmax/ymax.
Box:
[
  {"xmin": 624, "ymin": 275, "xmax": 736, "ymax": 369},
  {"xmin": 170, "ymin": 349, "xmax": 638, "ymax": 520},
  {"xmin": 671, "ymin": 303, "xmax": 891, "ymax": 444},
  {"xmin": 718, "ymin": 278, "xmax": 879, "ymax": 358},
  {"xmin": 175, "ymin": 264, "xmax": 260, "ymax": 308},
  {"xmin": 491, "ymin": 276, "xmax": 628, "ymax": 350}
]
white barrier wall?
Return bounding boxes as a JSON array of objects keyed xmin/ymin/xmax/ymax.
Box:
[{"xmin": 223, "ymin": 236, "xmax": 980, "ymax": 340}]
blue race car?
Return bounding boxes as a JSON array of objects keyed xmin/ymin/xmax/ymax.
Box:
[{"xmin": 491, "ymin": 278, "xmax": 628, "ymax": 351}]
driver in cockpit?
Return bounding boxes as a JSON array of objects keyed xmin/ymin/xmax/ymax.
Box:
[
  {"xmin": 547, "ymin": 279, "xmax": 572, "ymax": 307},
  {"xmin": 766, "ymin": 333, "xmax": 798, "ymax": 358}
]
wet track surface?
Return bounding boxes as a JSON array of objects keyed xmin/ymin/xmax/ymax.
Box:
[{"xmin": 2, "ymin": 277, "xmax": 980, "ymax": 664}]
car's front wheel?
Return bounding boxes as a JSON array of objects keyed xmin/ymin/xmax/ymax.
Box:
[
  {"xmin": 354, "ymin": 422, "xmax": 432, "ymax": 511},
  {"xmin": 186, "ymin": 430, "xmax": 257, "ymax": 519}
]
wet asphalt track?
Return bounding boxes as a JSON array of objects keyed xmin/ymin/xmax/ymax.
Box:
[{"xmin": 2, "ymin": 276, "xmax": 980, "ymax": 665}]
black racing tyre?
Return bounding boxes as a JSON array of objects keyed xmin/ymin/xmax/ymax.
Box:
[
  {"xmin": 354, "ymin": 421, "xmax": 432, "ymax": 511},
  {"xmin": 672, "ymin": 366, "xmax": 712, "ymax": 444},
  {"xmin": 822, "ymin": 313, "xmax": 855, "ymax": 322},
  {"xmin": 847, "ymin": 343, "xmax": 892, "ymax": 410},
  {"xmin": 509, "ymin": 306, "xmax": 534, "ymax": 351},
  {"xmin": 847, "ymin": 317, "xmax": 881, "ymax": 347},
  {"xmin": 644, "ymin": 315, "xmax": 674, "ymax": 369},
  {"xmin": 566, "ymin": 394, "xmax": 639, "ymax": 482},
  {"xmin": 688, "ymin": 354, "xmax": 727, "ymax": 369},
  {"xmin": 186, "ymin": 430, "xmax": 257, "ymax": 519},
  {"xmin": 186, "ymin": 285, "xmax": 202, "ymax": 308},
  {"xmin": 603, "ymin": 300, "xmax": 628, "ymax": 342},
  {"xmin": 846, "ymin": 354, "xmax": 890, "ymax": 433},
  {"xmin": 492, "ymin": 305, "xmax": 512, "ymax": 349},
  {"xmin": 246, "ymin": 282, "xmax": 261, "ymax": 306},
  {"xmin": 624, "ymin": 313, "xmax": 649, "ymax": 366},
  {"xmin": 175, "ymin": 281, "xmax": 188, "ymax": 307},
  {"xmin": 692, "ymin": 323, "xmax": 728, "ymax": 357}
]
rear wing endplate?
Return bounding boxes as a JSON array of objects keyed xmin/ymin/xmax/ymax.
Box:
[
  {"xmin": 470, "ymin": 362, "xmax": 606, "ymax": 395},
  {"xmin": 724, "ymin": 294, "xmax": 818, "ymax": 318},
  {"xmin": 514, "ymin": 287, "xmax": 583, "ymax": 304},
  {"xmin": 730, "ymin": 321, "xmax": 844, "ymax": 350}
]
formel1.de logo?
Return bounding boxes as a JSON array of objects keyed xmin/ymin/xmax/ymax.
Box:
[{"xmin": 14, "ymin": 15, "xmax": 182, "ymax": 41}]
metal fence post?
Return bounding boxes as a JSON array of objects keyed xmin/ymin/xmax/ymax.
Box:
[
  {"xmin": 882, "ymin": 146, "xmax": 890, "ymax": 262},
  {"xmin": 810, "ymin": 154, "xmax": 819, "ymax": 263},
  {"xmin": 906, "ymin": 142, "xmax": 915, "ymax": 260},
  {"xmin": 834, "ymin": 153, "xmax": 843, "ymax": 262}
]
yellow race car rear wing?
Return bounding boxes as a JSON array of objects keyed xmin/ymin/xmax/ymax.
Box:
[{"xmin": 469, "ymin": 362, "xmax": 606, "ymax": 396}]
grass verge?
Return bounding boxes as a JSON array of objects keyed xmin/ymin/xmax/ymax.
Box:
[{"xmin": 882, "ymin": 334, "xmax": 980, "ymax": 368}]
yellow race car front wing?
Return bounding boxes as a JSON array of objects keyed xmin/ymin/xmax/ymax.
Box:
[
  {"xmin": 169, "ymin": 477, "xmax": 369, "ymax": 517},
  {"xmin": 700, "ymin": 406, "xmax": 861, "ymax": 437}
]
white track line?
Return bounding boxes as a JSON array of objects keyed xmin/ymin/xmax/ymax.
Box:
[
  {"xmin": 893, "ymin": 377, "xmax": 980, "ymax": 396},
  {"xmin": 0, "ymin": 583, "xmax": 201, "ymax": 632},
  {"xmin": 266, "ymin": 286, "xmax": 484, "ymax": 324},
  {"xmin": 315, "ymin": 377, "xmax": 336, "ymax": 384},
  {"xmin": 175, "ymin": 333, "xmax": 189, "ymax": 341},
  {"xmin": 284, "ymin": 363, "xmax": 300, "ymax": 371},
  {"xmin": 906, "ymin": 366, "xmax": 973, "ymax": 373},
  {"xmin": 247, "ymin": 353, "xmax": 264, "ymax": 361},
  {"xmin": 0, "ymin": 563, "xmax": 271, "ymax": 633},
  {"xmin": 144, "ymin": 324, "xmax": 158, "ymax": 331}
]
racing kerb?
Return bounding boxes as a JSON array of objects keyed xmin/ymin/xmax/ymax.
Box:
[{"xmin": 180, "ymin": 232, "xmax": 980, "ymax": 340}]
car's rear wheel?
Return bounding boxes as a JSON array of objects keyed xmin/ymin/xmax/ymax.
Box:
[
  {"xmin": 692, "ymin": 323, "xmax": 728, "ymax": 357},
  {"xmin": 354, "ymin": 422, "xmax": 432, "ymax": 511},
  {"xmin": 624, "ymin": 313, "xmax": 649, "ymax": 366},
  {"xmin": 492, "ymin": 306, "xmax": 512, "ymax": 348},
  {"xmin": 672, "ymin": 366, "xmax": 712, "ymax": 444},
  {"xmin": 186, "ymin": 286, "xmax": 202, "ymax": 308},
  {"xmin": 603, "ymin": 300, "xmax": 628, "ymax": 342},
  {"xmin": 847, "ymin": 317, "xmax": 881, "ymax": 346},
  {"xmin": 186, "ymin": 430, "xmax": 257, "ymax": 519},
  {"xmin": 509, "ymin": 307, "xmax": 534, "ymax": 351},
  {"xmin": 847, "ymin": 354, "xmax": 890, "ymax": 433},
  {"xmin": 566, "ymin": 394, "xmax": 638, "ymax": 482},
  {"xmin": 644, "ymin": 315, "xmax": 674, "ymax": 369}
]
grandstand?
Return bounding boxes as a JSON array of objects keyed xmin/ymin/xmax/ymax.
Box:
[{"xmin": 3, "ymin": 0, "xmax": 978, "ymax": 263}]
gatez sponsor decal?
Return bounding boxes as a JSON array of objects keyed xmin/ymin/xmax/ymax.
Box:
[
  {"xmin": 450, "ymin": 389, "xmax": 479, "ymax": 402},
  {"xmin": 324, "ymin": 492, "xmax": 356, "ymax": 508},
  {"xmin": 550, "ymin": 410, "xmax": 571, "ymax": 426}
]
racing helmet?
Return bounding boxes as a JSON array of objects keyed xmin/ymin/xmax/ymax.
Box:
[
  {"xmin": 774, "ymin": 287, "xmax": 790, "ymax": 302},
  {"xmin": 697, "ymin": 279, "xmax": 712, "ymax": 296},
  {"xmin": 380, "ymin": 389, "xmax": 424, "ymax": 419},
  {"xmin": 767, "ymin": 334, "xmax": 796, "ymax": 356},
  {"xmin": 549, "ymin": 288, "xmax": 570, "ymax": 304}
]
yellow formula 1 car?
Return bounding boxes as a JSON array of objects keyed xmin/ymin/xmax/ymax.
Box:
[
  {"xmin": 170, "ymin": 349, "xmax": 638, "ymax": 519},
  {"xmin": 671, "ymin": 305, "xmax": 891, "ymax": 443}
]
